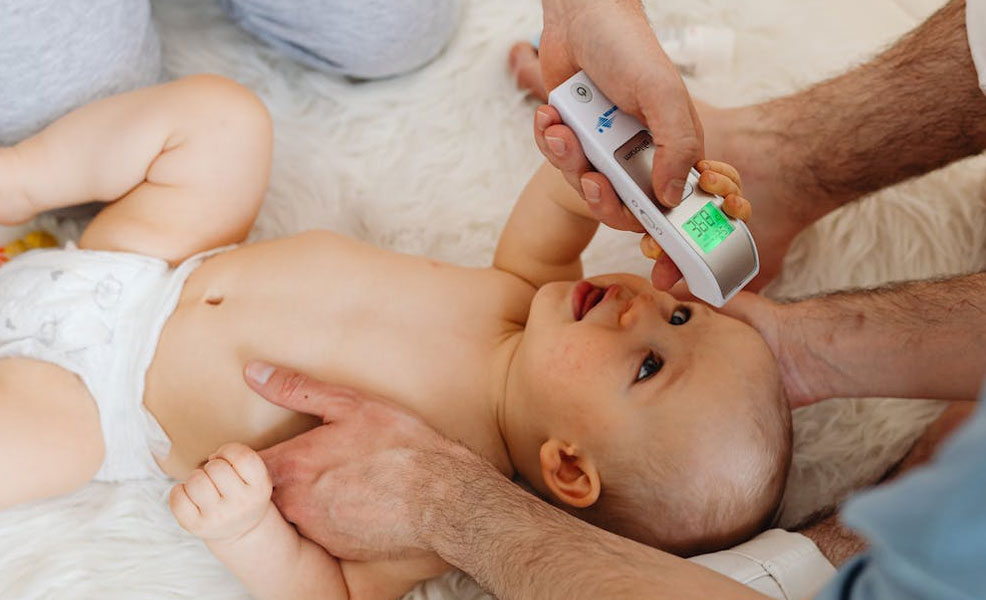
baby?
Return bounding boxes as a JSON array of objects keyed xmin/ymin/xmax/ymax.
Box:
[{"xmin": 0, "ymin": 75, "xmax": 791, "ymax": 599}]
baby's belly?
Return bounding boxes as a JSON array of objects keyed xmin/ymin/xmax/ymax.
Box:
[{"xmin": 143, "ymin": 282, "xmax": 321, "ymax": 480}]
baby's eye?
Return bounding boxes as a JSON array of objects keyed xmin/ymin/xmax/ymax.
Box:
[
  {"xmin": 670, "ymin": 306, "xmax": 691, "ymax": 326},
  {"xmin": 636, "ymin": 352, "xmax": 664, "ymax": 382}
]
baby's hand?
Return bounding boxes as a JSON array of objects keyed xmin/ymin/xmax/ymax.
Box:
[
  {"xmin": 640, "ymin": 160, "xmax": 752, "ymax": 260},
  {"xmin": 169, "ymin": 442, "xmax": 273, "ymax": 543}
]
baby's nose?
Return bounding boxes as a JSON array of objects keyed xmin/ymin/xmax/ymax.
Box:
[{"xmin": 619, "ymin": 293, "xmax": 653, "ymax": 328}]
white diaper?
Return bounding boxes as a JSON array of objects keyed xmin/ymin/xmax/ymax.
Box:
[{"xmin": 0, "ymin": 243, "xmax": 228, "ymax": 481}]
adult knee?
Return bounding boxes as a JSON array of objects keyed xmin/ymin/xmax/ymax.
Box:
[{"xmin": 220, "ymin": 0, "xmax": 461, "ymax": 79}]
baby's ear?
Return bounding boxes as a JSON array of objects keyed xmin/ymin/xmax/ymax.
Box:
[{"xmin": 539, "ymin": 439, "xmax": 601, "ymax": 508}]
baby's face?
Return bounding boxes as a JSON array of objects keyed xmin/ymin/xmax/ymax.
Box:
[{"xmin": 514, "ymin": 274, "xmax": 782, "ymax": 460}]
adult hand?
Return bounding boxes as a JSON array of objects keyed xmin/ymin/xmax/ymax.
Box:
[
  {"xmin": 718, "ymin": 292, "xmax": 820, "ymax": 409},
  {"xmin": 244, "ymin": 362, "xmax": 479, "ymax": 561},
  {"xmin": 537, "ymin": 0, "xmax": 704, "ymax": 216}
]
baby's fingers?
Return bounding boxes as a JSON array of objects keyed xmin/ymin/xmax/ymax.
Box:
[
  {"xmin": 696, "ymin": 160, "xmax": 742, "ymax": 193},
  {"xmin": 203, "ymin": 457, "xmax": 250, "ymax": 498},
  {"xmin": 211, "ymin": 442, "xmax": 271, "ymax": 492},
  {"xmin": 697, "ymin": 169, "xmax": 741, "ymax": 199},
  {"xmin": 183, "ymin": 468, "xmax": 221, "ymax": 507},
  {"xmin": 722, "ymin": 193, "xmax": 752, "ymax": 222},
  {"xmin": 169, "ymin": 483, "xmax": 201, "ymax": 529},
  {"xmin": 640, "ymin": 233, "xmax": 663, "ymax": 259}
]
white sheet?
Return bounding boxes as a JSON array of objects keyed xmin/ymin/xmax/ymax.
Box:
[{"xmin": 3, "ymin": 0, "xmax": 981, "ymax": 598}]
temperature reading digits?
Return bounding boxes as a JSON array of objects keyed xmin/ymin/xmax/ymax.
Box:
[{"xmin": 683, "ymin": 202, "xmax": 734, "ymax": 253}]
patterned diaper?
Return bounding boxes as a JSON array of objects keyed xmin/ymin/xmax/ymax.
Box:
[{"xmin": 0, "ymin": 243, "xmax": 225, "ymax": 481}]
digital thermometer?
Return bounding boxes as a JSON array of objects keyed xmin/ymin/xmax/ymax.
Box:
[{"xmin": 548, "ymin": 71, "xmax": 759, "ymax": 306}]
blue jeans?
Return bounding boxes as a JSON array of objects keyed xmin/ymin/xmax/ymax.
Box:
[{"xmin": 816, "ymin": 391, "xmax": 986, "ymax": 599}]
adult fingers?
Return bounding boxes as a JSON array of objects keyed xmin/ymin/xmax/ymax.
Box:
[
  {"xmin": 534, "ymin": 106, "xmax": 592, "ymax": 192},
  {"xmin": 643, "ymin": 87, "xmax": 704, "ymax": 208},
  {"xmin": 244, "ymin": 361, "xmax": 359, "ymax": 422},
  {"xmin": 581, "ymin": 172, "xmax": 645, "ymax": 232},
  {"xmin": 649, "ymin": 253, "xmax": 683, "ymax": 290},
  {"xmin": 258, "ymin": 432, "xmax": 318, "ymax": 487},
  {"xmin": 534, "ymin": 109, "xmax": 643, "ymax": 232}
]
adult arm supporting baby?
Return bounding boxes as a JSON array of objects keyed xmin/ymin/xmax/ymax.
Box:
[
  {"xmin": 252, "ymin": 363, "xmax": 774, "ymax": 600},
  {"xmin": 724, "ymin": 271, "xmax": 986, "ymax": 407},
  {"xmin": 170, "ymin": 440, "xmax": 450, "ymax": 600},
  {"xmin": 169, "ymin": 443, "xmax": 351, "ymax": 599}
]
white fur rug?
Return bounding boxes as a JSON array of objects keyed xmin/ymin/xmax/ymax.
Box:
[{"xmin": 2, "ymin": 0, "xmax": 983, "ymax": 598}]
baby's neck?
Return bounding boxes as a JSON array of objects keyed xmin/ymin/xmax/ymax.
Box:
[{"xmin": 477, "ymin": 329, "xmax": 526, "ymax": 478}]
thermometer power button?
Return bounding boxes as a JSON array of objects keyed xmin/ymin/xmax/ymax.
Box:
[{"xmin": 571, "ymin": 83, "xmax": 593, "ymax": 103}]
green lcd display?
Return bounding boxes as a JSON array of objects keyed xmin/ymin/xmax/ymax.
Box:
[{"xmin": 682, "ymin": 202, "xmax": 734, "ymax": 253}]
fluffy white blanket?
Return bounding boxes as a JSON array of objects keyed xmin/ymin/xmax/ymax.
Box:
[{"xmin": 2, "ymin": 0, "xmax": 983, "ymax": 598}]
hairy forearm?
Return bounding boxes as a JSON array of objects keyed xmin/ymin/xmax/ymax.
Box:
[
  {"xmin": 724, "ymin": 0, "xmax": 986, "ymax": 221},
  {"xmin": 418, "ymin": 445, "xmax": 766, "ymax": 600},
  {"xmin": 783, "ymin": 271, "xmax": 986, "ymax": 402}
]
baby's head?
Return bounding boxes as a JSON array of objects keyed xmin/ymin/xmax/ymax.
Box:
[{"xmin": 504, "ymin": 274, "xmax": 791, "ymax": 555}]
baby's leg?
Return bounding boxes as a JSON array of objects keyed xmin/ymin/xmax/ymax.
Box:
[
  {"xmin": 0, "ymin": 358, "xmax": 104, "ymax": 509},
  {"xmin": 0, "ymin": 74, "xmax": 272, "ymax": 264}
]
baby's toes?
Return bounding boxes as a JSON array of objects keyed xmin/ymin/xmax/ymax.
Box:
[{"xmin": 509, "ymin": 41, "xmax": 548, "ymax": 102}]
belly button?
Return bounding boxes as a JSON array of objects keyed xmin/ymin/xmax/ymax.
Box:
[{"xmin": 204, "ymin": 295, "xmax": 224, "ymax": 306}]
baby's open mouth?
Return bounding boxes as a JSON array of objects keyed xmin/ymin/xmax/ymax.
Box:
[{"xmin": 572, "ymin": 281, "xmax": 609, "ymax": 321}]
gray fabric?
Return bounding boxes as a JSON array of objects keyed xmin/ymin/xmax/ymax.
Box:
[
  {"xmin": 0, "ymin": 0, "xmax": 459, "ymax": 143},
  {"xmin": 219, "ymin": 0, "xmax": 461, "ymax": 79},
  {"xmin": 0, "ymin": 0, "xmax": 162, "ymax": 145}
]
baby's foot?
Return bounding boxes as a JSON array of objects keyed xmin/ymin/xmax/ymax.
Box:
[
  {"xmin": 509, "ymin": 41, "xmax": 547, "ymax": 102},
  {"xmin": 0, "ymin": 148, "xmax": 36, "ymax": 226},
  {"xmin": 169, "ymin": 442, "xmax": 273, "ymax": 543}
]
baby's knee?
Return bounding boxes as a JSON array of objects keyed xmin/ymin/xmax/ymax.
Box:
[
  {"xmin": 174, "ymin": 74, "xmax": 272, "ymax": 140},
  {"xmin": 220, "ymin": 0, "xmax": 461, "ymax": 79}
]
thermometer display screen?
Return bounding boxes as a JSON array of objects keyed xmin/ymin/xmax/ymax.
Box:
[{"xmin": 683, "ymin": 202, "xmax": 734, "ymax": 253}]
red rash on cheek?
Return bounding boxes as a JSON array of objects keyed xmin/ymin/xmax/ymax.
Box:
[{"xmin": 552, "ymin": 337, "xmax": 606, "ymax": 381}]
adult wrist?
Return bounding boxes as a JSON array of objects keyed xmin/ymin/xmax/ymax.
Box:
[
  {"xmin": 774, "ymin": 299, "xmax": 843, "ymax": 406},
  {"xmin": 413, "ymin": 440, "xmax": 506, "ymax": 555}
]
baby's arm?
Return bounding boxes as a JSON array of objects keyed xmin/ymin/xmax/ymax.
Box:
[
  {"xmin": 170, "ymin": 443, "xmax": 345, "ymax": 599},
  {"xmin": 170, "ymin": 443, "xmax": 450, "ymax": 600},
  {"xmin": 493, "ymin": 161, "xmax": 600, "ymax": 286},
  {"xmin": 494, "ymin": 160, "xmax": 752, "ymax": 287}
]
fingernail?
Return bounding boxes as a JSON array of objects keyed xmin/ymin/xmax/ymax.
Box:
[
  {"xmin": 545, "ymin": 135, "xmax": 566, "ymax": 156},
  {"xmin": 663, "ymin": 179, "xmax": 686, "ymax": 206},
  {"xmin": 640, "ymin": 235, "xmax": 663, "ymax": 260},
  {"xmin": 246, "ymin": 361, "xmax": 275, "ymax": 385},
  {"xmin": 697, "ymin": 160, "xmax": 709, "ymax": 171},
  {"xmin": 581, "ymin": 179, "xmax": 601, "ymax": 204},
  {"xmin": 535, "ymin": 109, "xmax": 551, "ymax": 132}
]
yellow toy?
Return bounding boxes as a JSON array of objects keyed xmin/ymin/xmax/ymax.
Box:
[{"xmin": 0, "ymin": 231, "xmax": 58, "ymax": 266}]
